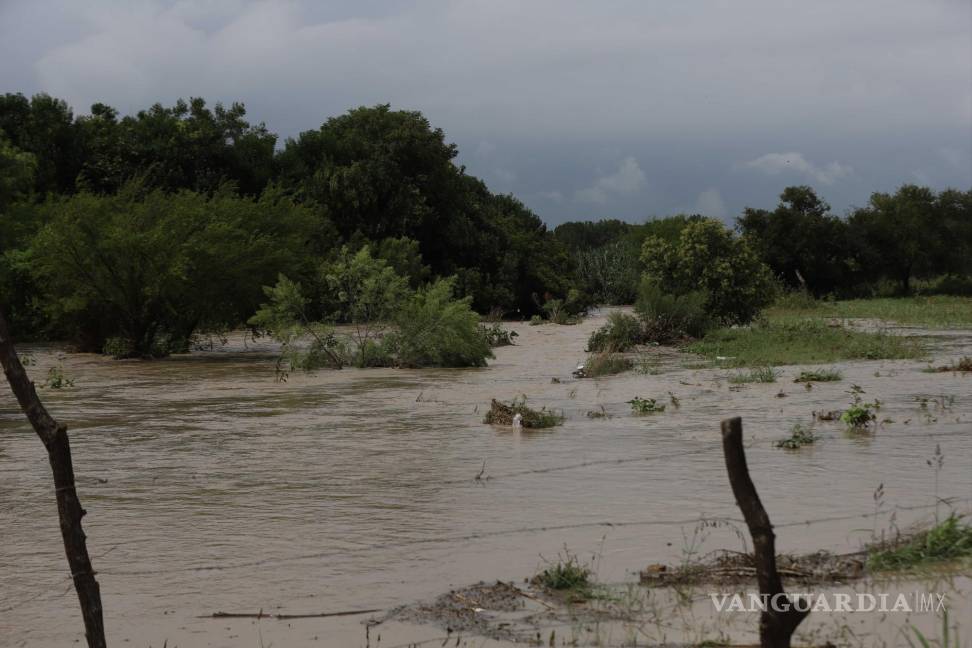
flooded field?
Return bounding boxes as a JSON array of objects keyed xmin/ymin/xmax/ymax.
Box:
[{"xmin": 2, "ymin": 310, "xmax": 971, "ymax": 647}]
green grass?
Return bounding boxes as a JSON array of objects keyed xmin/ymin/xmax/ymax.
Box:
[
  {"xmin": 868, "ymin": 515, "xmax": 972, "ymax": 571},
  {"xmin": 768, "ymin": 295, "xmax": 972, "ymax": 328},
  {"xmin": 793, "ymin": 368, "xmax": 843, "ymax": 382},
  {"xmin": 727, "ymin": 366, "xmax": 779, "ymax": 384},
  {"xmin": 685, "ymin": 319, "xmax": 925, "ymax": 367}
]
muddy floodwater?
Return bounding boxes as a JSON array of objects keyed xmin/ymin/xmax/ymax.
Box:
[{"xmin": 2, "ymin": 310, "xmax": 971, "ymax": 647}]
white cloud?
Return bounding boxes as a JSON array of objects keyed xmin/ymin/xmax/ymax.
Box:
[
  {"xmin": 574, "ymin": 156, "xmax": 646, "ymax": 204},
  {"xmin": 695, "ymin": 187, "xmax": 727, "ymax": 218},
  {"xmin": 743, "ymin": 152, "xmax": 853, "ymax": 185}
]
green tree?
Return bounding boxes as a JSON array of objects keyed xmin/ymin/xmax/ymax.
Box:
[
  {"xmin": 319, "ymin": 246, "xmax": 410, "ymax": 365},
  {"xmin": 278, "ymin": 104, "xmax": 462, "ymax": 242},
  {"xmin": 0, "ymin": 134, "xmax": 44, "ymax": 335},
  {"xmin": 848, "ymin": 185, "xmax": 948, "ymax": 293},
  {"xmin": 738, "ymin": 186, "xmax": 856, "ymax": 296},
  {"xmin": 641, "ymin": 218, "xmax": 775, "ymax": 324},
  {"xmin": 31, "ymin": 184, "xmax": 316, "ymax": 356},
  {"xmin": 553, "ymin": 219, "xmax": 632, "ymax": 252}
]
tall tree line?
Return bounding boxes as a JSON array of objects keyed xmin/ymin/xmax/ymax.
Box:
[
  {"xmin": 558, "ymin": 186, "xmax": 972, "ymax": 303},
  {"xmin": 0, "ymin": 94, "xmax": 570, "ymax": 352}
]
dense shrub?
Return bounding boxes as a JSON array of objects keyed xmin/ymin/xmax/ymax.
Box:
[
  {"xmin": 634, "ymin": 280, "xmax": 713, "ymax": 341},
  {"xmin": 537, "ymin": 288, "xmax": 592, "ymax": 324},
  {"xmin": 587, "ymin": 311, "xmax": 644, "ymax": 352},
  {"xmin": 641, "ymin": 218, "xmax": 776, "ymax": 326},
  {"xmin": 580, "ymin": 352, "xmax": 633, "ymax": 378},
  {"xmin": 387, "ymin": 277, "xmax": 493, "ymax": 367}
]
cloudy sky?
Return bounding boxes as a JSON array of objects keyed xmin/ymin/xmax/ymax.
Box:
[{"xmin": 1, "ymin": 0, "xmax": 970, "ymax": 225}]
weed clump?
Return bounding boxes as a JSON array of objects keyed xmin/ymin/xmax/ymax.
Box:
[
  {"xmin": 928, "ymin": 356, "xmax": 972, "ymax": 373},
  {"xmin": 43, "ymin": 363, "xmax": 74, "ymax": 389},
  {"xmin": 868, "ymin": 515, "xmax": 972, "ymax": 571},
  {"xmin": 484, "ymin": 397, "xmax": 564, "ymax": 428},
  {"xmin": 794, "ymin": 368, "xmax": 843, "ymax": 382},
  {"xmin": 628, "ymin": 397, "xmax": 666, "ymax": 414},
  {"xmin": 480, "ymin": 323, "xmax": 518, "ymax": 347},
  {"xmin": 532, "ymin": 551, "xmax": 594, "ymax": 600},
  {"xmin": 840, "ymin": 385, "xmax": 877, "ymax": 430},
  {"xmin": 775, "ymin": 424, "xmax": 816, "ymax": 449},
  {"xmin": 727, "ymin": 366, "xmax": 779, "ymax": 384},
  {"xmin": 579, "ymin": 352, "xmax": 633, "ymax": 378}
]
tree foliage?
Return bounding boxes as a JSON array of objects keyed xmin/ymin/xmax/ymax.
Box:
[
  {"xmin": 641, "ymin": 218, "xmax": 776, "ymax": 325},
  {"xmin": 31, "ymin": 184, "xmax": 316, "ymax": 356},
  {"xmin": 738, "ymin": 186, "xmax": 856, "ymax": 296}
]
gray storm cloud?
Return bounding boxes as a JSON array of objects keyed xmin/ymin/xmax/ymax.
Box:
[{"xmin": 1, "ymin": 0, "xmax": 969, "ymax": 224}]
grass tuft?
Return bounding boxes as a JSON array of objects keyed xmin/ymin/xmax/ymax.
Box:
[
  {"xmin": 927, "ymin": 356, "xmax": 972, "ymax": 373},
  {"xmin": 727, "ymin": 366, "xmax": 779, "ymax": 384},
  {"xmin": 868, "ymin": 515, "xmax": 972, "ymax": 571},
  {"xmin": 628, "ymin": 397, "xmax": 666, "ymax": 414},
  {"xmin": 580, "ymin": 352, "xmax": 633, "ymax": 378},
  {"xmin": 793, "ymin": 368, "xmax": 843, "ymax": 383},
  {"xmin": 775, "ymin": 423, "xmax": 816, "ymax": 449},
  {"xmin": 532, "ymin": 551, "xmax": 596, "ymax": 601}
]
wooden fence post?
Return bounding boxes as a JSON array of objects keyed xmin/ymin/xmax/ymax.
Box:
[
  {"xmin": 721, "ymin": 416, "xmax": 808, "ymax": 648},
  {"xmin": 0, "ymin": 310, "xmax": 107, "ymax": 648}
]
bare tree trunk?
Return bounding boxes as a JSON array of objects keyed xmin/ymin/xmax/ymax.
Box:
[
  {"xmin": 720, "ymin": 417, "xmax": 807, "ymax": 648},
  {"xmin": 0, "ymin": 309, "xmax": 107, "ymax": 648}
]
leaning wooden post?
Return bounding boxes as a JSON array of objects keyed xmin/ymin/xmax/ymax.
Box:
[
  {"xmin": 720, "ymin": 416, "xmax": 807, "ymax": 648},
  {"xmin": 0, "ymin": 310, "xmax": 107, "ymax": 648}
]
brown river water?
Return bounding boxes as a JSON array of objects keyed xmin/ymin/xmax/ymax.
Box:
[{"xmin": 1, "ymin": 310, "xmax": 971, "ymax": 647}]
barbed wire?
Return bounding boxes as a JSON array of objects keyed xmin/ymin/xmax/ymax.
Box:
[
  {"xmin": 95, "ymin": 498, "xmax": 965, "ymax": 578},
  {"xmin": 3, "ymin": 497, "xmax": 967, "ymax": 616}
]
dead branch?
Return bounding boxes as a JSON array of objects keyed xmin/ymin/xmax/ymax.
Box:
[
  {"xmin": 721, "ymin": 416, "xmax": 808, "ymax": 648},
  {"xmin": 0, "ymin": 310, "xmax": 106, "ymax": 648}
]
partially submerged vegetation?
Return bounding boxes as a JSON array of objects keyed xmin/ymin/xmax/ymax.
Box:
[
  {"xmin": 927, "ymin": 356, "xmax": 972, "ymax": 373},
  {"xmin": 727, "ymin": 366, "xmax": 779, "ymax": 384},
  {"xmin": 868, "ymin": 515, "xmax": 972, "ymax": 571},
  {"xmin": 686, "ymin": 319, "xmax": 925, "ymax": 367},
  {"xmin": 840, "ymin": 385, "xmax": 878, "ymax": 431},
  {"xmin": 250, "ymin": 247, "xmax": 494, "ymax": 370},
  {"xmin": 775, "ymin": 423, "xmax": 816, "ymax": 449},
  {"xmin": 628, "ymin": 396, "xmax": 666, "ymax": 414},
  {"xmin": 578, "ymin": 352, "xmax": 633, "ymax": 378},
  {"xmin": 532, "ymin": 552, "xmax": 594, "ymax": 600},
  {"xmin": 479, "ymin": 323, "xmax": 518, "ymax": 347},
  {"xmin": 483, "ymin": 397, "xmax": 564, "ymax": 428},
  {"xmin": 640, "ymin": 516, "xmax": 972, "ymax": 588},
  {"xmin": 586, "ymin": 311, "xmax": 643, "ymax": 352},
  {"xmin": 793, "ymin": 367, "xmax": 843, "ymax": 382}
]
